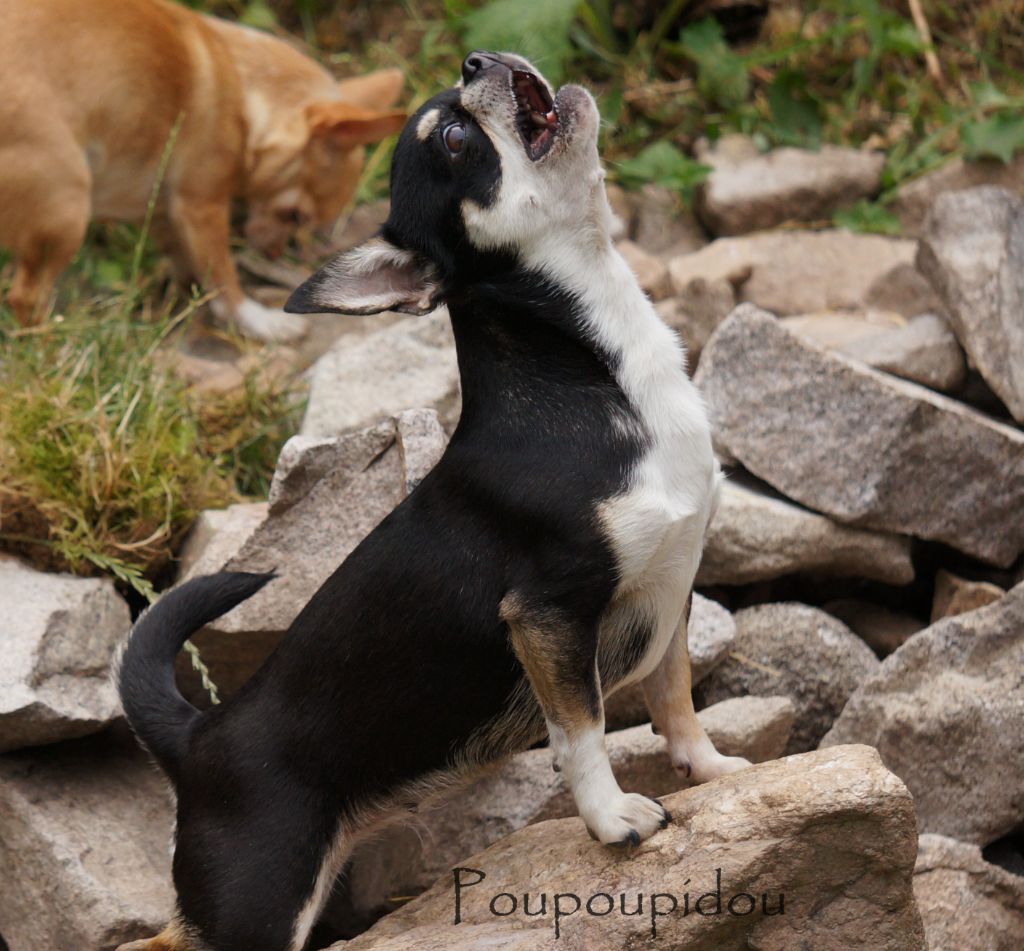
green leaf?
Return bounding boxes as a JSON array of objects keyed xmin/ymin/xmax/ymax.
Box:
[
  {"xmin": 460, "ymin": 0, "xmax": 581, "ymax": 86},
  {"xmin": 970, "ymin": 80, "xmax": 1011, "ymax": 110},
  {"xmin": 767, "ymin": 69, "xmax": 823, "ymax": 147},
  {"xmin": 678, "ymin": 18, "xmax": 750, "ymax": 111},
  {"xmin": 962, "ymin": 113, "xmax": 1024, "ymax": 164},
  {"xmin": 833, "ymin": 200, "xmax": 902, "ymax": 236},
  {"xmin": 613, "ymin": 142, "xmax": 710, "ymax": 203},
  {"xmin": 240, "ymin": 0, "xmax": 277, "ymax": 31}
]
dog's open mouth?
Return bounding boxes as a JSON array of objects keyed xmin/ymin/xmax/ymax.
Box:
[{"xmin": 512, "ymin": 69, "xmax": 559, "ymax": 161}]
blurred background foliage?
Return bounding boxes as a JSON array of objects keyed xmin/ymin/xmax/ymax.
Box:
[{"xmin": 193, "ymin": 0, "xmax": 1024, "ymax": 217}]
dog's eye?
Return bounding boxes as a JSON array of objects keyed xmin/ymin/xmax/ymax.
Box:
[{"xmin": 443, "ymin": 123, "xmax": 466, "ymax": 155}]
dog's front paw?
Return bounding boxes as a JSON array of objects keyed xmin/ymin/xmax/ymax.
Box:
[
  {"xmin": 233, "ymin": 298, "xmax": 309, "ymax": 343},
  {"xmin": 583, "ymin": 793, "xmax": 670, "ymax": 847},
  {"xmin": 673, "ymin": 750, "xmax": 751, "ymax": 784}
]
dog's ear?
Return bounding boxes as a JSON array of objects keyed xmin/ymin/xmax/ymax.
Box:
[
  {"xmin": 285, "ymin": 238, "xmax": 439, "ymax": 316},
  {"xmin": 335, "ymin": 68, "xmax": 405, "ymax": 109},
  {"xmin": 305, "ymin": 101, "xmax": 406, "ymax": 148}
]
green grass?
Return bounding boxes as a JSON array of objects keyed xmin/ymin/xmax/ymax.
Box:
[{"xmin": 0, "ymin": 275, "xmax": 303, "ymax": 589}]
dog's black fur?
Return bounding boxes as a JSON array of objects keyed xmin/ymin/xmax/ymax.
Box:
[{"xmin": 118, "ymin": 54, "xmax": 679, "ymax": 951}]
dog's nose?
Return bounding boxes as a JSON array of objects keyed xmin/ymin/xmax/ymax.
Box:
[{"xmin": 462, "ymin": 51, "xmax": 505, "ymax": 85}]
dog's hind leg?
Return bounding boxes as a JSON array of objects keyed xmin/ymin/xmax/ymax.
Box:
[
  {"xmin": 642, "ymin": 595, "xmax": 751, "ymax": 783},
  {"xmin": 502, "ymin": 593, "xmax": 669, "ymax": 847}
]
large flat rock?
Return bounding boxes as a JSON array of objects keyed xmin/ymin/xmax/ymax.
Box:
[
  {"xmin": 695, "ymin": 305, "xmax": 1024, "ymax": 566},
  {"xmin": 329, "ymin": 695, "xmax": 795, "ymax": 929},
  {"xmin": 0, "ymin": 555, "xmax": 130, "ymax": 753},
  {"xmin": 695, "ymin": 142, "xmax": 884, "ymax": 236},
  {"xmin": 0, "ymin": 728, "xmax": 174, "ymax": 950},
  {"xmin": 822, "ymin": 583, "xmax": 1024, "ymax": 846},
  {"xmin": 331, "ymin": 745, "xmax": 925, "ymax": 951},
  {"xmin": 697, "ymin": 479, "xmax": 914, "ymax": 586},
  {"xmin": 668, "ymin": 230, "xmax": 919, "ymax": 316}
]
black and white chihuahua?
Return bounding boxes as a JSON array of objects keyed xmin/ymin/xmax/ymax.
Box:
[{"xmin": 117, "ymin": 51, "xmax": 748, "ymax": 951}]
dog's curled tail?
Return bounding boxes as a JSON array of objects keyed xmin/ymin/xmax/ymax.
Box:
[{"xmin": 118, "ymin": 571, "xmax": 275, "ymax": 781}]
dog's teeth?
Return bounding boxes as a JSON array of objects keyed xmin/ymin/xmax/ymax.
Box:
[{"xmin": 529, "ymin": 111, "xmax": 547, "ymax": 127}]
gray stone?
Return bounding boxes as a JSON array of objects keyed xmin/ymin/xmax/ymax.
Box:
[
  {"xmin": 917, "ymin": 186, "xmax": 1024, "ymax": 420},
  {"xmin": 330, "ymin": 746, "xmax": 925, "ymax": 951},
  {"xmin": 697, "ymin": 479, "xmax": 915, "ymax": 586},
  {"xmin": 174, "ymin": 416, "xmax": 437, "ymax": 699},
  {"xmin": 604, "ymin": 593, "xmax": 736, "ymax": 730},
  {"xmin": 696, "ymin": 305, "xmax": 1024, "ymax": 566},
  {"xmin": 783, "ymin": 312, "xmax": 966, "ymax": 392},
  {"xmin": 668, "ymin": 230, "xmax": 918, "ymax": 316},
  {"xmin": 824, "ymin": 599, "xmax": 924, "ymax": 657},
  {"xmin": 695, "ymin": 142, "xmax": 885, "ymax": 235},
  {"xmin": 631, "ymin": 183, "xmax": 708, "ymax": 257},
  {"xmin": 695, "ymin": 602, "xmax": 880, "ymax": 754},
  {"xmin": 617, "ymin": 239, "xmax": 671, "ymax": 300},
  {"xmin": 331, "ymin": 695, "xmax": 795, "ymax": 927},
  {"xmin": 914, "ymin": 834, "xmax": 1024, "ymax": 951},
  {"xmin": 0, "ymin": 555, "xmax": 130, "ymax": 753},
  {"xmin": 841, "ymin": 313, "xmax": 967, "ymax": 392},
  {"xmin": 891, "ymin": 155, "xmax": 1024, "ymax": 237},
  {"xmin": 822, "ymin": 583, "xmax": 1024, "ymax": 845},
  {"xmin": 0, "ymin": 729, "xmax": 174, "ymax": 950},
  {"xmin": 655, "ymin": 277, "xmax": 736, "ymax": 367},
  {"xmin": 301, "ymin": 309, "xmax": 460, "ymax": 438}
]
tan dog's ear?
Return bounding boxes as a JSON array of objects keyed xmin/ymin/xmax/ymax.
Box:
[
  {"xmin": 285, "ymin": 237, "xmax": 439, "ymax": 316},
  {"xmin": 305, "ymin": 101, "xmax": 407, "ymax": 148},
  {"xmin": 336, "ymin": 68, "xmax": 405, "ymax": 108}
]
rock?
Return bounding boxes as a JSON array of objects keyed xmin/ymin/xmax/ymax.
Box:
[
  {"xmin": 696, "ymin": 305, "xmax": 1024, "ymax": 566},
  {"xmin": 697, "ymin": 479, "xmax": 915, "ymax": 586},
  {"xmin": 177, "ymin": 502, "xmax": 268, "ymax": 580},
  {"xmin": 891, "ymin": 155, "xmax": 1024, "ymax": 237},
  {"xmin": 695, "ymin": 142, "xmax": 885, "ymax": 235},
  {"xmin": 616, "ymin": 240, "xmax": 671, "ymax": 300},
  {"xmin": 863, "ymin": 261, "xmax": 948, "ymax": 319},
  {"xmin": 631, "ymin": 183, "xmax": 708, "ymax": 257},
  {"xmin": 841, "ymin": 314, "xmax": 967, "ymax": 392},
  {"xmin": 822, "ymin": 583, "xmax": 1024, "ymax": 845},
  {"xmin": 331, "ymin": 198, "xmax": 390, "ymax": 252},
  {"xmin": 174, "ymin": 414, "xmax": 446, "ymax": 699},
  {"xmin": 605, "ymin": 183, "xmax": 634, "ymax": 241},
  {"xmin": 301, "ymin": 310, "xmax": 460, "ymax": 438},
  {"xmin": 0, "ymin": 555, "xmax": 130, "ymax": 753},
  {"xmin": 917, "ymin": 186, "xmax": 1024, "ymax": 420},
  {"xmin": 914, "ymin": 834, "xmax": 1024, "ymax": 951},
  {"xmin": 330, "ymin": 695, "xmax": 796, "ymax": 929},
  {"xmin": 604, "ymin": 594, "xmax": 736, "ymax": 730},
  {"xmin": 695, "ymin": 602, "xmax": 880, "ymax": 753},
  {"xmin": 655, "ymin": 277, "xmax": 736, "ymax": 367},
  {"xmin": 0, "ymin": 728, "xmax": 174, "ymax": 950},
  {"xmin": 782, "ymin": 312, "xmax": 966, "ymax": 392},
  {"xmin": 824, "ymin": 599, "xmax": 924, "ymax": 657},
  {"xmin": 931, "ymin": 568, "xmax": 1005, "ymax": 622},
  {"xmin": 668, "ymin": 230, "xmax": 918, "ymax": 316},
  {"xmin": 329, "ymin": 746, "xmax": 925, "ymax": 951}
]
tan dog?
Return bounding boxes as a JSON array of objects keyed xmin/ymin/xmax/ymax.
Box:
[{"xmin": 0, "ymin": 0, "xmax": 405, "ymax": 341}]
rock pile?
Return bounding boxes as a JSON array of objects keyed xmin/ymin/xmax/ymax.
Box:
[{"xmin": 2, "ymin": 142, "xmax": 1023, "ymax": 951}]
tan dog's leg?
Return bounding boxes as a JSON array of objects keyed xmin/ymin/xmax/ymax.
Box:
[
  {"xmin": 642, "ymin": 596, "xmax": 750, "ymax": 783},
  {"xmin": 3, "ymin": 178, "xmax": 89, "ymax": 326},
  {"xmin": 167, "ymin": 194, "xmax": 307, "ymax": 343},
  {"xmin": 503, "ymin": 594, "xmax": 669, "ymax": 846}
]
